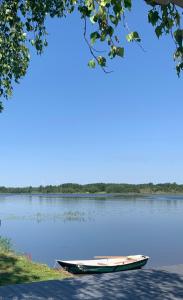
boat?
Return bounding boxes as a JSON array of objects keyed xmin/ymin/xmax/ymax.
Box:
[{"xmin": 56, "ymin": 254, "xmax": 149, "ymax": 274}]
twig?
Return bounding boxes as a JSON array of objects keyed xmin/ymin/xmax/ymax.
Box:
[
  {"xmin": 83, "ymin": 17, "xmax": 112, "ymax": 73},
  {"xmin": 122, "ymin": 14, "xmax": 146, "ymax": 53}
]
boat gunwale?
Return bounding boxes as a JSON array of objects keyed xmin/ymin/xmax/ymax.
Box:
[{"xmin": 56, "ymin": 255, "xmax": 149, "ymax": 268}]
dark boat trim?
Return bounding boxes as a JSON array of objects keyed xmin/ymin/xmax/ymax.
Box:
[{"xmin": 57, "ymin": 257, "xmax": 149, "ymax": 274}]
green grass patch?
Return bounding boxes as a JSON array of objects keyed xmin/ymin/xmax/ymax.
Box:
[{"xmin": 0, "ymin": 251, "xmax": 72, "ymax": 286}]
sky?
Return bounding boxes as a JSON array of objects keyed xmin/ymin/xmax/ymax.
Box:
[{"xmin": 0, "ymin": 1, "xmax": 183, "ymax": 187}]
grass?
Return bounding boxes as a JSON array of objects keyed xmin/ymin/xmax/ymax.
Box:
[{"xmin": 0, "ymin": 251, "xmax": 72, "ymax": 286}]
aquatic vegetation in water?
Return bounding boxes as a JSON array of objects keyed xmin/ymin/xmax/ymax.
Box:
[
  {"xmin": 0, "ymin": 236, "xmax": 12, "ymax": 252},
  {"xmin": 3, "ymin": 210, "xmax": 94, "ymax": 223}
]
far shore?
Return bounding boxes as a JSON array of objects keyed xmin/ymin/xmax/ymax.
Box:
[
  {"xmin": 1, "ymin": 183, "xmax": 183, "ymax": 195},
  {"xmin": 1, "ymin": 192, "xmax": 183, "ymax": 196}
]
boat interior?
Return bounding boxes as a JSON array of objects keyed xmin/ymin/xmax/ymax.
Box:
[{"xmin": 59, "ymin": 255, "xmax": 148, "ymax": 267}]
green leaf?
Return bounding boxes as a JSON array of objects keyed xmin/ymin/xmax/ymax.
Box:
[
  {"xmin": 97, "ymin": 56, "xmax": 106, "ymax": 67},
  {"xmin": 109, "ymin": 46, "xmax": 124, "ymax": 58},
  {"xmin": 31, "ymin": 40, "xmax": 35, "ymax": 46},
  {"xmin": 90, "ymin": 31, "xmax": 100, "ymax": 45},
  {"xmin": 109, "ymin": 15, "xmax": 118, "ymax": 26},
  {"xmin": 174, "ymin": 30, "xmax": 183, "ymax": 47},
  {"xmin": 100, "ymin": 31, "xmax": 107, "ymax": 41},
  {"xmin": 0, "ymin": 102, "xmax": 3, "ymax": 112},
  {"xmin": 116, "ymin": 47, "xmax": 124, "ymax": 57},
  {"xmin": 78, "ymin": 5, "xmax": 91, "ymax": 17},
  {"xmin": 124, "ymin": 0, "xmax": 131, "ymax": 10},
  {"xmin": 100, "ymin": 0, "xmax": 110, "ymax": 7},
  {"xmin": 126, "ymin": 32, "xmax": 141, "ymax": 42},
  {"xmin": 155, "ymin": 26, "xmax": 163, "ymax": 38},
  {"xmin": 88, "ymin": 59, "xmax": 96, "ymax": 68},
  {"xmin": 109, "ymin": 46, "xmax": 117, "ymax": 58},
  {"xmin": 166, "ymin": 18, "xmax": 174, "ymax": 30},
  {"xmin": 148, "ymin": 10, "xmax": 159, "ymax": 26},
  {"xmin": 176, "ymin": 62, "xmax": 183, "ymax": 77},
  {"xmin": 6, "ymin": 88, "xmax": 12, "ymax": 97},
  {"xmin": 107, "ymin": 26, "xmax": 114, "ymax": 37},
  {"xmin": 85, "ymin": 0, "xmax": 94, "ymax": 10},
  {"xmin": 90, "ymin": 15, "xmax": 96, "ymax": 23}
]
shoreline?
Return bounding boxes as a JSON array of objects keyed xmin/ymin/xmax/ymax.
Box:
[
  {"xmin": 1, "ymin": 183, "xmax": 183, "ymax": 196},
  {"xmin": 0, "ymin": 250, "xmax": 71, "ymax": 287},
  {"xmin": 0, "ymin": 264, "xmax": 183, "ymax": 299}
]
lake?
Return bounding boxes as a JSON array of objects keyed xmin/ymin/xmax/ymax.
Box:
[{"xmin": 0, "ymin": 193, "xmax": 183, "ymax": 268}]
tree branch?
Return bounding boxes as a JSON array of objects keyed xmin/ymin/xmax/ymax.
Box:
[
  {"xmin": 154, "ymin": 0, "xmax": 183, "ymax": 8},
  {"xmin": 83, "ymin": 17, "xmax": 112, "ymax": 73}
]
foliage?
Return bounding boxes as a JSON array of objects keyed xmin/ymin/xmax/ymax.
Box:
[
  {"xmin": 1, "ymin": 182, "xmax": 183, "ymax": 194},
  {"xmin": 0, "ymin": 251, "xmax": 71, "ymax": 286},
  {"xmin": 146, "ymin": 1, "xmax": 183, "ymax": 76},
  {"xmin": 0, "ymin": 234, "xmax": 70, "ymax": 285},
  {"xmin": 0, "ymin": 0, "xmax": 182, "ymax": 109}
]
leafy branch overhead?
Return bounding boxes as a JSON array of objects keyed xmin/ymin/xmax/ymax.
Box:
[{"xmin": 0, "ymin": 0, "xmax": 182, "ymax": 109}]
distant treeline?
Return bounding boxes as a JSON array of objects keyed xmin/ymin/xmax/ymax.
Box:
[{"xmin": 0, "ymin": 183, "xmax": 183, "ymax": 194}]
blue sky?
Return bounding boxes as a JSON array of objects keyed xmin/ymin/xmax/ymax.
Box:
[{"xmin": 0, "ymin": 1, "xmax": 182, "ymax": 187}]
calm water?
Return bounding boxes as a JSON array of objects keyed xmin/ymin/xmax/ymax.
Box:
[{"xmin": 0, "ymin": 194, "xmax": 183, "ymax": 268}]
